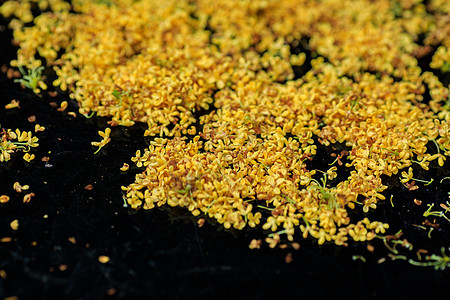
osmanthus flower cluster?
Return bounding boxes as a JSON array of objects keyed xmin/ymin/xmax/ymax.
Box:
[
  {"xmin": 2, "ymin": 0, "xmax": 450, "ymax": 248},
  {"xmin": 0, "ymin": 127, "xmax": 39, "ymax": 162}
]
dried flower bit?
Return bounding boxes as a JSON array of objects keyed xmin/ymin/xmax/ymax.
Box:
[
  {"xmin": 5, "ymin": 99, "xmax": 20, "ymax": 109},
  {"xmin": 416, "ymin": 249, "xmax": 428, "ymax": 261},
  {"xmin": 106, "ymin": 287, "xmax": 117, "ymax": 296},
  {"xmin": 404, "ymin": 181, "xmax": 418, "ymax": 191},
  {"xmin": 291, "ymin": 242, "xmax": 301, "ymax": 250},
  {"xmin": 59, "ymin": 264, "xmax": 68, "ymax": 272},
  {"xmin": 413, "ymin": 198, "xmax": 423, "ymax": 206},
  {"xmin": 28, "ymin": 115, "xmax": 36, "ymax": 122},
  {"xmin": 279, "ymin": 244, "xmax": 289, "ymax": 249},
  {"xmin": 197, "ymin": 218, "xmax": 205, "ymax": 227},
  {"xmin": 285, "ymin": 252, "xmax": 294, "ymax": 263},
  {"xmin": 441, "ymin": 202, "xmax": 450, "ymax": 213}
]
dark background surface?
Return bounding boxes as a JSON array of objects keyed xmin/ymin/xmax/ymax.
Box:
[{"xmin": 1, "ymin": 12, "xmax": 450, "ymax": 300}]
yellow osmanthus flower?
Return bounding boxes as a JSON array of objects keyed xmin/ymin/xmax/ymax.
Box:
[
  {"xmin": 400, "ymin": 167, "xmax": 414, "ymax": 184},
  {"xmin": 34, "ymin": 124, "xmax": 45, "ymax": 132},
  {"xmin": 248, "ymin": 239, "xmax": 262, "ymax": 249},
  {"xmin": 0, "ymin": 195, "xmax": 10, "ymax": 203},
  {"xmin": 5, "ymin": 99, "xmax": 20, "ymax": 109},
  {"xmin": 98, "ymin": 255, "xmax": 110, "ymax": 264},
  {"xmin": 57, "ymin": 101, "xmax": 68, "ymax": 112},
  {"xmin": 23, "ymin": 192, "xmax": 35, "ymax": 203},
  {"xmin": 10, "ymin": 219, "xmax": 19, "ymax": 231},
  {"xmin": 13, "ymin": 182, "xmax": 29, "ymax": 193},
  {"xmin": 23, "ymin": 152, "xmax": 35, "ymax": 162},
  {"xmin": 91, "ymin": 128, "xmax": 111, "ymax": 154}
]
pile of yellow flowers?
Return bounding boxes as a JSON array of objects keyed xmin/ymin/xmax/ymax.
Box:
[{"xmin": 1, "ymin": 0, "xmax": 450, "ymax": 248}]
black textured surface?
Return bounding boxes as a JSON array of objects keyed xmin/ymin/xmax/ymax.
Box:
[{"xmin": 1, "ymin": 13, "xmax": 450, "ymax": 300}]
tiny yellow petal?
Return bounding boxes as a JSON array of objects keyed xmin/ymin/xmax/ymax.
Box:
[
  {"xmin": 120, "ymin": 163, "xmax": 129, "ymax": 171},
  {"xmin": 98, "ymin": 255, "xmax": 110, "ymax": 263},
  {"xmin": 10, "ymin": 219, "xmax": 19, "ymax": 230}
]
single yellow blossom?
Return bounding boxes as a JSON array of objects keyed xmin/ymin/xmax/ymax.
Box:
[
  {"xmin": 57, "ymin": 101, "xmax": 68, "ymax": 112},
  {"xmin": 0, "ymin": 195, "xmax": 10, "ymax": 203},
  {"xmin": 5, "ymin": 99, "xmax": 20, "ymax": 109},
  {"xmin": 98, "ymin": 255, "xmax": 110, "ymax": 263},
  {"xmin": 23, "ymin": 192, "xmax": 35, "ymax": 203},
  {"xmin": 23, "ymin": 153, "xmax": 35, "ymax": 162},
  {"xmin": 34, "ymin": 124, "xmax": 45, "ymax": 132},
  {"xmin": 91, "ymin": 128, "xmax": 111, "ymax": 154},
  {"xmin": 13, "ymin": 182, "xmax": 29, "ymax": 193}
]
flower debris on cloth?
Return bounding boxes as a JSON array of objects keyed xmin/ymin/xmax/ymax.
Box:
[{"xmin": 1, "ymin": 0, "xmax": 450, "ymax": 248}]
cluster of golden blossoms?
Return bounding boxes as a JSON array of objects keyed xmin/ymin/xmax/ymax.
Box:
[
  {"xmin": 0, "ymin": 127, "xmax": 39, "ymax": 162},
  {"xmin": 2, "ymin": 0, "xmax": 450, "ymax": 246}
]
